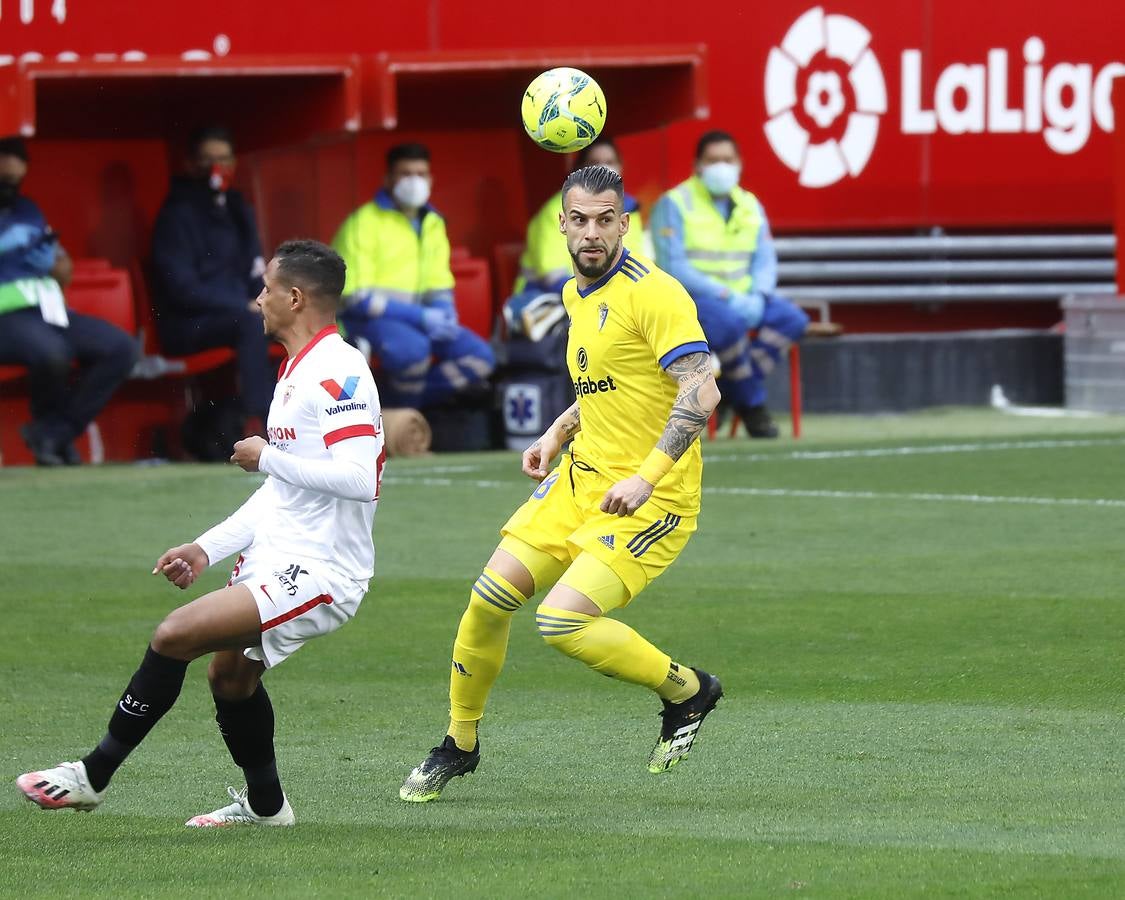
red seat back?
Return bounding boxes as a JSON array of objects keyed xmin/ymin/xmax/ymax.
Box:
[
  {"xmin": 451, "ymin": 256, "xmax": 494, "ymax": 340},
  {"xmin": 492, "ymin": 242, "xmax": 525, "ymax": 308},
  {"xmin": 66, "ymin": 263, "xmax": 136, "ymax": 334}
]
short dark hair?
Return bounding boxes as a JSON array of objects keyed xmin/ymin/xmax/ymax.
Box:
[
  {"xmin": 188, "ymin": 125, "xmax": 235, "ymax": 157},
  {"xmin": 560, "ymin": 165, "xmax": 624, "ymax": 209},
  {"xmin": 695, "ymin": 129, "xmax": 738, "ymax": 160},
  {"xmin": 578, "ymin": 136, "xmax": 618, "ymax": 166},
  {"xmin": 386, "ymin": 142, "xmax": 430, "ymax": 171},
  {"xmin": 275, "ymin": 239, "xmax": 346, "ymax": 305},
  {"xmin": 0, "ymin": 136, "xmax": 29, "ymax": 162}
]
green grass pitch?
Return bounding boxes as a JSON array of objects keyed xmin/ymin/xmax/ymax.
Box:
[{"xmin": 1, "ymin": 410, "xmax": 1123, "ymax": 898}]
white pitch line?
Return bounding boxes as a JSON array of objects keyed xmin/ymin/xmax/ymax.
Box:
[
  {"xmin": 704, "ymin": 437, "xmax": 1125, "ymax": 464},
  {"xmin": 385, "ymin": 475, "xmax": 1125, "ymax": 509},
  {"xmin": 385, "ymin": 476, "xmax": 510, "ymax": 490},
  {"xmin": 704, "ymin": 486, "xmax": 1125, "ymax": 508},
  {"xmin": 412, "ymin": 464, "xmax": 489, "ymax": 474},
  {"xmin": 383, "ymin": 437, "xmax": 1125, "ymax": 478}
]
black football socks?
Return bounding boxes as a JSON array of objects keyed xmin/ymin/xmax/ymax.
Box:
[
  {"xmin": 82, "ymin": 645, "xmax": 190, "ymax": 792},
  {"xmin": 214, "ymin": 683, "xmax": 284, "ymax": 817}
]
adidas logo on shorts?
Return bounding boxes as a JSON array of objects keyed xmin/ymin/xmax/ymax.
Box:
[{"xmin": 598, "ymin": 535, "xmax": 615, "ymax": 550}]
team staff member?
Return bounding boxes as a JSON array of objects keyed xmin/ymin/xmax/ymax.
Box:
[
  {"xmin": 651, "ymin": 130, "xmax": 809, "ymax": 438},
  {"xmin": 400, "ymin": 165, "xmax": 723, "ymax": 803},
  {"xmin": 0, "ymin": 136, "xmax": 136, "ymax": 465},
  {"xmin": 151, "ymin": 125, "xmax": 274, "ymax": 429},
  {"xmin": 334, "ymin": 142, "xmax": 494, "ymax": 408}
]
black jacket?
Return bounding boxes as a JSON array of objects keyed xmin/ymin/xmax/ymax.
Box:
[{"xmin": 150, "ymin": 177, "xmax": 264, "ymax": 317}]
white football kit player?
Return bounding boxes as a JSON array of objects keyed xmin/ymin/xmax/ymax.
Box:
[{"xmin": 195, "ymin": 326, "xmax": 385, "ymax": 667}]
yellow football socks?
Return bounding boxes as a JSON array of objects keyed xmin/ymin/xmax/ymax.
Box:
[
  {"xmin": 447, "ymin": 568, "xmax": 528, "ymax": 751},
  {"xmin": 447, "ymin": 718, "xmax": 478, "ymax": 752},
  {"xmin": 536, "ymin": 604, "xmax": 678, "ymax": 691},
  {"xmin": 655, "ymin": 660, "xmax": 701, "ymax": 703}
]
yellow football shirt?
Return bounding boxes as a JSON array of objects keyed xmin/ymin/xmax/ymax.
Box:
[{"xmin": 562, "ymin": 249, "xmax": 709, "ymax": 516}]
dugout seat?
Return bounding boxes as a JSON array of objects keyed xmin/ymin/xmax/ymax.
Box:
[
  {"xmin": 450, "ymin": 253, "xmax": 494, "ymax": 340},
  {"xmin": 492, "ymin": 241, "xmax": 525, "ymax": 313},
  {"xmin": 66, "ymin": 265, "xmax": 137, "ymax": 334},
  {"xmin": 707, "ymin": 343, "xmax": 803, "ymax": 440}
]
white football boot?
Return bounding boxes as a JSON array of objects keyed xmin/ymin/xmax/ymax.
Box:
[
  {"xmin": 16, "ymin": 761, "xmax": 106, "ymax": 811},
  {"xmin": 185, "ymin": 786, "xmax": 295, "ymax": 827}
]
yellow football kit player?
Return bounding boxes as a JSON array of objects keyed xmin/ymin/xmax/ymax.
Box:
[
  {"xmin": 500, "ymin": 249, "xmax": 706, "ymax": 602},
  {"xmin": 401, "ymin": 166, "xmax": 724, "ymax": 803}
]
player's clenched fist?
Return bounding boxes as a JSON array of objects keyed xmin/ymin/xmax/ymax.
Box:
[
  {"xmin": 151, "ymin": 542, "xmax": 209, "ymax": 590},
  {"xmin": 231, "ymin": 436, "xmax": 267, "ymax": 472}
]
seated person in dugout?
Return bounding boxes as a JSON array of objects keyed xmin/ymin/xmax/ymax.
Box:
[
  {"xmin": 651, "ymin": 130, "xmax": 809, "ymax": 438},
  {"xmin": 0, "ymin": 136, "xmax": 137, "ymax": 466},
  {"xmin": 150, "ymin": 125, "xmax": 274, "ymax": 432},
  {"xmin": 333, "ymin": 142, "xmax": 494, "ymax": 409}
]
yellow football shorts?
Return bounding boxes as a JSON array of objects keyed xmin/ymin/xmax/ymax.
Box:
[{"xmin": 500, "ymin": 454, "xmax": 697, "ymax": 609}]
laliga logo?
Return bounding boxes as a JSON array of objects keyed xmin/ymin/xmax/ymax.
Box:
[
  {"xmin": 766, "ymin": 7, "xmax": 1125, "ymax": 189},
  {"xmin": 764, "ymin": 6, "xmax": 886, "ymax": 188}
]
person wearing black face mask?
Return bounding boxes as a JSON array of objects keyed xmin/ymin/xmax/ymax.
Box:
[
  {"xmin": 0, "ymin": 136, "xmax": 138, "ymax": 465},
  {"xmin": 150, "ymin": 125, "xmax": 274, "ymax": 438},
  {"xmin": 0, "ymin": 178, "xmax": 20, "ymax": 208}
]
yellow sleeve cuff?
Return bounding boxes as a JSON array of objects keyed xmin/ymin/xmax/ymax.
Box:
[{"xmin": 637, "ymin": 448, "xmax": 675, "ymax": 486}]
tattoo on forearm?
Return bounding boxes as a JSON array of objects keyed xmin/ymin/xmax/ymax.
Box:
[
  {"xmin": 657, "ymin": 352, "xmax": 714, "ymax": 461},
  {"xmin": 558, "ymin": 404, "xmax": 581, "ymax": 439}
]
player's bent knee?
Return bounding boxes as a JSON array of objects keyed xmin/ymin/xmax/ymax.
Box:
[
  {"xmin": 535, "ymin": 604, "xmax": 592, "ymax": 654},
  {"xmin": 150, "ymin": 611, "xmax": 198, "ymax": 661},
  {"xmin": 468, "ymin": 569, "xmax": 526, "ymax": 619}
]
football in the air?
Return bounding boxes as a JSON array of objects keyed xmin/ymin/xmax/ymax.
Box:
[{"xmin": 520, "ymin": 67, "xmax": 607, "ymax": 153}]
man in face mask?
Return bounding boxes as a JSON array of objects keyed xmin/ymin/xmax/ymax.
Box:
[
  {"xmin": 651, "ymin": 130, "xmax": 809, "ymax": 438},
  {"xmin": 150, "ymin": 125, "xmax": 274, "ymax": 439},
  {"xmin": 334, "ymin": 142, "xmax": 494, "ymax": 410},
  {"xmin": 0, "ymin": 136, "xmax": 138, "ymax": 465}
]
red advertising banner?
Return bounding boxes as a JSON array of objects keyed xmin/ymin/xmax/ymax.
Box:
[{"xmin": 1, "ymin": 0, "xmax": 1122, "ymax": 230}]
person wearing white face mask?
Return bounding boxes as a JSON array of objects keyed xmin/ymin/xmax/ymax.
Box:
[
  {"xmin": 334, "ymin": 143, "xmax": 494, "ymax": 410},
  {"xmin": 651, "ymin": 130, "xmax": 808, "ymax": 438}
]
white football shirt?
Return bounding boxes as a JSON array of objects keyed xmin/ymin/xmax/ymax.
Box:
[{"xmin": 195, "ymin": 325, "xmax": 384, "ymax": 583}]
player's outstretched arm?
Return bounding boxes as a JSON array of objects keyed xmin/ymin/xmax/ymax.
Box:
[
  {"xmin": 522, "ymin": 402, "xmax": 581, "ymax": 480},
  {"xmin": 600, "ymin": 352, "xmax": 720, "ymax": 516}
]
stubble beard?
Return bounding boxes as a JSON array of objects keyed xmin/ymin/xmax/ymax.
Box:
[{"xmin": 571, "ymin": 237, "xmax": 622, "ymax": 279}]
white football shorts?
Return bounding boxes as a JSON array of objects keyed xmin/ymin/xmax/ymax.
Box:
[{"xmin": 227, "ymin": 550, "xmax": 368, "ymax": 668}]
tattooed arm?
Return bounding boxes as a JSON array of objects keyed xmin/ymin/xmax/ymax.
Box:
[
  {"xmin": 599, "ymin": 352, "xmax": 720, "ymax": 516},
  {"xmin": 655, "ymin": 351, "xmax": 721, "ymax": 461},
  {"xmin": 522, "ymin": 401, "xmax": 581, "ymax": 481}
]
